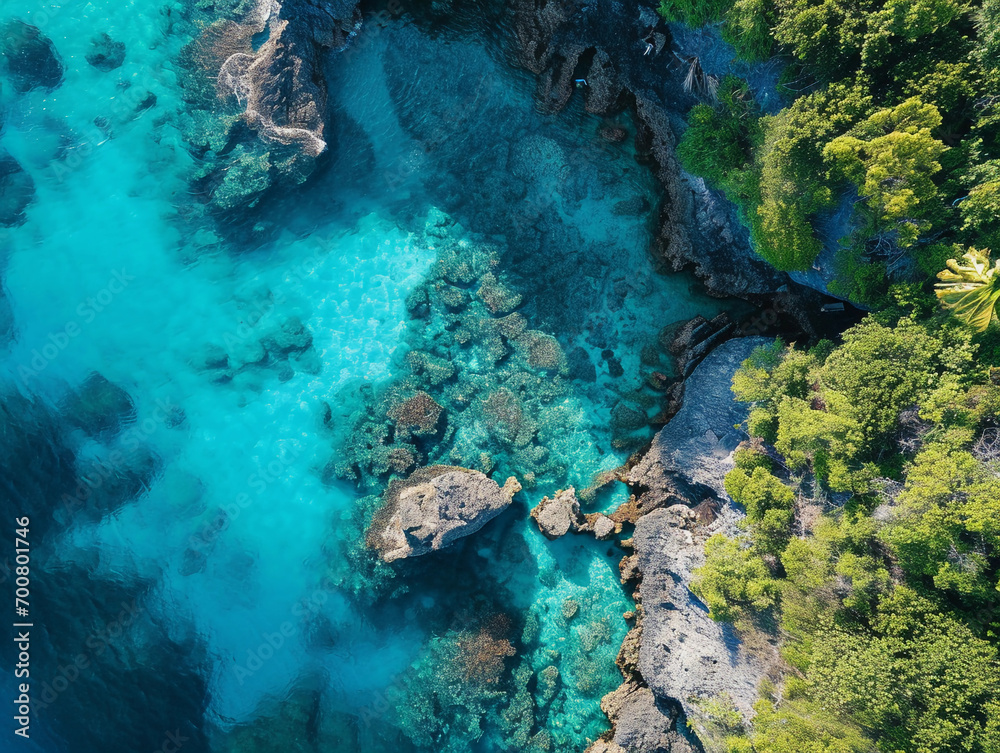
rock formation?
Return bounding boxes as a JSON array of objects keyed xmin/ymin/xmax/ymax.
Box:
[
  {"xmin": 1, "ymin": 20, "xmax": 64, "ymax": 93},
  {"xmin": 587, "ymin": 338, "xmax": 776, "ymax": 750},
  {"xmin": 0, "ymin": 149, "xmax": 35, "ymax": 227},
  {"xmin": 367, "ymin": 465, "xmax": 521, "ymax": 562},
  {"xmin": 628, "ymin": 337, "xmax": 771, "ymax": 509},
  {"xmin": 530, "ymin": 487, "xmax": 619, "ymax": 541},
  {"xmin": 215, "ymin": 0, "xmax": 361, "ymax": 160},
  {"xmin": 634, "ymin": 505, "xmax": 769, "ymax": 727},
  {"xmin": 180, "ymin": 0, "xmax": 362, "ymax": 210},
  {"xmin": 509, "ymin": 0, "xmax": 788, "ymax": 300}
]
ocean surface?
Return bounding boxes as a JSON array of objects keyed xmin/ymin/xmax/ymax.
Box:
[{"xmin": 0, "ymin": 1, "xmax": 739, "ymax": 750}]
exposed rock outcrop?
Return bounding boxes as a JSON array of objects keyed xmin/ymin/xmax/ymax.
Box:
[
  {"xmin": 367, "ymin": 465, "xmax": 521, "ymax": 562},
  {"xmin": 628, "ymin": 337, "xmax": 770, "ymax": 510},
  {"xmin": 530, "ymin": 487, "xmax": 620, "ymax": 541},
  {"xmin": 181, "ymin": 0, "xmax": 362, "ymax": 211},
  {"xmin": 584, "ymin": 338, "xmax": 776, "ymax": 750},
  {"xmin": 634, "ymin": 505, "xmax": 769, "ymax": 728},
  {"xmin": 613, "ymin": 686, "xmax": 695, "ymax": 753},
  {"xmin": 215, "ymin": 0, "xmax": 361, "ymax": 160}
]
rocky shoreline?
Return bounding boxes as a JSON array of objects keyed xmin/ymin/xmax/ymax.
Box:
[{"xmin": 531, "ymin": 339, "xmax": 777, "ymax": 752}]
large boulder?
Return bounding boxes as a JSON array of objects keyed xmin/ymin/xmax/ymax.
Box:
[
  {"xmin": 367, "ymin": 465, "xmax": 521, "ymax": 562},
  {"xmin": 531, "ymin": 487, "xmax": 585, "ymax": 540}
]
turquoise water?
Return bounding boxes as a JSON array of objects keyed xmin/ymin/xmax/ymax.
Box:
[{"xmin": 0, "ymin": 2, "xmax": 737, "ymax": 751}]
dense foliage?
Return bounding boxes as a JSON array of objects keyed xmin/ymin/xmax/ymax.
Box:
[
  {"xmin": 689, "ymin": 316, "xmax": 1000, "ymax": 752},
  {"xmin": 664, "ymin": 4, "xmax": 1000, "ymax": 751},
  {"xmin": 669, "ymin": 0, "xmax": 1000, "ymax": 304}
]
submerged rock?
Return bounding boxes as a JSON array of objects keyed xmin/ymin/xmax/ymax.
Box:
[
  {"xmin": 0, "ymin": 149, "xmax": 36, "ymax": 227},
  {"xmin": 367, "ymin": 465, "xmax": 521, "ymax": 562},
  {"xmin": 1, "ymin": 20, "xmax": 64, "ymax": 93},
  {"xmin": 86, "ymin": 33, "xmax": 126, "ymax": 71},
  {"xmin": 63, "ymin": 373, "xmax": 137, "ymax": 436}
]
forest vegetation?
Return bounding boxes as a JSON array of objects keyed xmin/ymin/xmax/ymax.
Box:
[{"xmin": 661, "ymin": 0, "xmax": 1000, "ymax": 749}]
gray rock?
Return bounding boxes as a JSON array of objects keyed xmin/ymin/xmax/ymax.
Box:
[
  {"xmin": 621, "ymin": 338, "xmax": 777, "ymax": 744},
  {"xmin": 628, "ymin": 337, "xmax": 770, "ymax": 508},
  {"xmin": 614, "ymin": 687, "xmax": 692, "ymax": 753},
  {"xmin": 634, "ymin": 505, "xmax": 769, "ymax": 727},
  {"xmin": 368, "ymin": 466, "xmax": 520, "ymax": 562},
  {"xmin": 592, "ymin": 514, "xmax": 616, "ymax": 540},
  {"xmin": 531, "ymin": 487, "xmax": 584, "ymax": 540}
]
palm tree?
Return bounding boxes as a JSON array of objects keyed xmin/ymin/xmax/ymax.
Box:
[{"xmin": 936, "ymin": 247, "xmax": 1000, "ymax": 331}]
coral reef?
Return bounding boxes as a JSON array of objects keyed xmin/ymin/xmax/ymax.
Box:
[
  {"xmin": 386, "ymin": 613, "xmax": 520, "ymax": 753},
  {"xmin": 332, "ymin": 216, "xmax": 593, "ymax": 494}
]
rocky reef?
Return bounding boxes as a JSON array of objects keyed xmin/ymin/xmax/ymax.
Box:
[
  {"xmin": 329, "ymin": 210, "xmax": 600, "ymax": 493},
  {"xmin": 508, "ymin": 0, "xmax": 786, "ymax": 301},
  {"xmin": 1, "ymin": 20, "xmax": 64, "ymax": 93},
  {"xmin": 178, "ymin": 0, "xmax": 362, "ymax": 212},
  {"xmin": 0, "ymin": 148, "xmax": 36, "ymax": 227},
  {"xmin": 366, "ymin": 465, "xmax": 521, "ymax": 562}
]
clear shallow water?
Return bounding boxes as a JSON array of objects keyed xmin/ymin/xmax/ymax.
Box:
[{"xmin": 0, "ymin": 2, "xmax": 737, "ymax": 751}]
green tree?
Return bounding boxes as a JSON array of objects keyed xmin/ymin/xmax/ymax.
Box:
[
  {"xmin": 691, "ymin": 535, "xmax": 780, "ymax": 621},
  {"xmin": 810, "ymin": 588, "xmax": 1000, "ymax": 752},
  {"xmin": 824, "ymin": 98, "xmax": 947, "ymax": 246},
  {"xmin": 753, "ymin": 84, "xmax": 870, "ymax": 269},
  {"xmin": 723, "ymin": 0, "xmax": 776, "ymax": 61},
  {"xmin": 725, "ymin": 466, "xmax": 797, "ymax": 553},
  {"xmin": 885, "ymin": 442, "xmax": 1000, "ymax": 608},
  {"xmin": 678, "ymin": 76, "xmax": 764, "ymax": 200}
]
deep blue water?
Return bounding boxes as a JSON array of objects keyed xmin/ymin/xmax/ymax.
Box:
[{"xmin": 0, "ymin": 2, "xmax": 739, "ymax": 751}]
